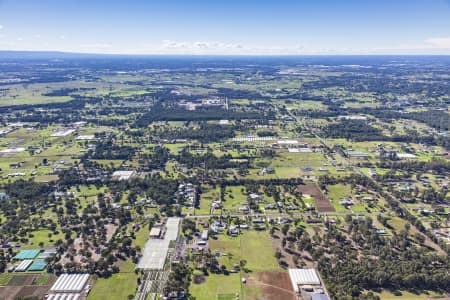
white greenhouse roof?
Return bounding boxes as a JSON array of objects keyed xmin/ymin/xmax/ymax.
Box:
[
  {"xmin": 288, "ymin": 268, "xmax": 321, "ymax": 292},
  {"xmin": 50, "ymin": 274, "xmax": 89, "ymax": 293}
]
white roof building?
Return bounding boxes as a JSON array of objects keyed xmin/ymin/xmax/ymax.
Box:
[
  {"xmin": 111, "ymin": 170, "xmax": 136, "ymax": 181},
  {"xmin": 137, "ymin": 217, "xmax": 181, "ymax": 270},
  {"xmin": 50, "ymin": 274, "xmax": 89, "ymax": 293},
  {"xmin": 288, "ymin": 268, "xmax": 321, "ymax": 293}
]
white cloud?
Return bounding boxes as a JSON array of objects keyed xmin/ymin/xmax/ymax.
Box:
[
  {"xmin": 0, "ymin": 25, "xmax": 3, "ymax": 30},
  {"xmin": 160, "ymin": 40, "xmax": 300, "ymax": 54},
  {"xmin": 425, "ymin": 37, "xmax": 450, "ymax": 48},
  {"xmin": 80, "ymin": 43, "xmax": 113, "ymax": 49}
]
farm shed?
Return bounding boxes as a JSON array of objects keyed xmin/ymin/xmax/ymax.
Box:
[
  {"xmin": 311, "ymin": 294, "xmax": 330, "ymax": 300},
  {"xmin": 288, "ymin": 268, "xmax": 321, "ymax": 293}
]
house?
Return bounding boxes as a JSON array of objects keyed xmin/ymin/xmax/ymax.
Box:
[
  {"xmin": 252, "ymin": 217, "xmax": 265, "ymax": 224},
  {"xmin": 306, "ymin": 218, "xmax": 322, "ymax": 224},
  {"xmin": 201, "ymin": 229, "xmax": 209, "ymax": 241},
  {"xmin": 339, "ymin": 198, "xmax": 354, "ymax": 206},
  {"xmin": 228, "ymin": 226, "xmax": 239, "ymax": 237},
  {"xmin": 259, "ymin": 167, "xmax": 275, "ymax": 175},
  {"xmin": 249, "ymin": 193, "xmax": 263, "ymax": 202},
  {"xmin": 239, "ymin": 206, "xmax": 250, "ymax": 213},
  {"xmin": 264, "ymin": 204, "xmax": 276, "ymax": 210}
]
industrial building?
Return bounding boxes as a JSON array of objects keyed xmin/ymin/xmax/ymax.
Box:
[{"xmin": 137, "ymin": 217, "xmax": 181, "ymax": 270}]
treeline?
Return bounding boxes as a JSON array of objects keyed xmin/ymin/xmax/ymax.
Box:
[
  {"xmin": 323, "ymin": 120, "xmax": 385, "ymax": 141},
  {"xmin": 177, "ymin": 149, "xmax": 246, "ymax": 170},
  {"xmin": 322, "ymin": 119, "xmax": 449, "ymax": 148},
  {"xmin": 87, "ymin": 139, "xmax": 134, "ymax": 160},
  {"xmin": 134, "ymin": 105, "xmax": 263, "ymax": 127},
  {"xmin": 377, "ymin": 158, "xmax": 450, "ymax": 174},
  {"xmin": 43, "ymin": 87, "xmax": 94, "ymax": 97},
  {"xmin": 156, "ymin": 124, "xmax": 237, "ymax": 143},
  {"xmin": 349, "ymin": 108, "xmax": 450, "ymax": 131},
  {"xmin": 107, "ymin": 174, "xmax": 179, "ymax": 207}
]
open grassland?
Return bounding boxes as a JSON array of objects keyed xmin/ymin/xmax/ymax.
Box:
[
  {"xmin": 191, "ymin": 230, "xmax": 280, "ymax": 300},
  {"xmin": 88, "ymin": 260, "xmax": 138, "ymax": 300},
  {"xmin": 196, "ymin": 186, "xmax": 219, "ymax": 215},
  {"xmin": 190, "ymin": 273, "xmax": 241, "ymax": 300}
]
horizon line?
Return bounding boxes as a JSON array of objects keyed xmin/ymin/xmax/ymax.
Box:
[{"xmin": 1, "ymin": 50, "xmax": 450, "ymax": 57}]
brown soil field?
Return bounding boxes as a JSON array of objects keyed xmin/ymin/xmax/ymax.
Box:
[
  {"xmin": 245, "ymin": 271, "xmax": 300, "ymax": 300},
  {"xmin": 0, "ymin": 285, "xmax": 49, "ymax": 300},
  {"xmin": 298, "ymin": 184, "xmax": 335, "ymax": 213}
]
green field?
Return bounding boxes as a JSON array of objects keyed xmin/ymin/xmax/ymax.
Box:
[
  {"xmin": 191, "ymin": 230, "xmax": 280, "ymax": 300},
  {"xmin": 88, "ymin": 260, "xmax": 138, "ymax": 300}
]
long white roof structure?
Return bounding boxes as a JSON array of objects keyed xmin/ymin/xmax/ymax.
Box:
[
  {"xmin": 15, "ymin": 259, "xmax": 33, "ymax": 272},
  {"xmin": 288, "ymin": 268, "xmax": 321, "ymax": 292},
  {"xmin": 50, "ymin": 274, "xmax": 89, "ymax": 293},
  {"xmin": 137, "ymin": 217, "xmax": 181, "ymax": 270}
]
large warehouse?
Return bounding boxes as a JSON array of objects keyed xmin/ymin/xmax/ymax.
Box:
[
  {"xmin": 137, "ymin": 217, "xmax": 181, "ymax": 270},
  {"xmin": 288, "ymin": 268, "xmax": 321, "ymax": 293}
]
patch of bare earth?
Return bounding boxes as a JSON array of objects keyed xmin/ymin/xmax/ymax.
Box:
[
  {"xmin": 245, "ymin": 271, "xmax": 300, "ymax": 300},
  {"xmin": 0, "ymin": 285, "xmax": 50, "ymax": 300},
  {"xmin": 298, "ymin": 184, "xmax": 335, "ymax": 212}
]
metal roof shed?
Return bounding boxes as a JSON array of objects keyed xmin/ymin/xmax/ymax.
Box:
[
  {"xmin": 311, "ymin": 294, "xmax": 330, "ymax": 300},
  {"xmin": 288, "ymin": 269, "xmax": 321, "ymax": 293}
]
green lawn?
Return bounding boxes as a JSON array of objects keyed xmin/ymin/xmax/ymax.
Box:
[
  {"xmin": 222, "ymin": 186, "xmax": 247, "ymax": 212},
  {"xmin": 88, "ymin": 260, "xmax": 138, "ymax": 300},
  {"xmin": 196, "ymin": 186, "xmax": 219, "ymax": 215},
  {"xmin": 327, "ymin": 184, "xmax": 352, "ymax": 212},
  {"xmin": 190, "ymin": 273, "xmax": 241, "ymax": 300},
  {"xmin": 192, "ymin": 230, "xmax": 280, "ymax": 300},
  {"xmin": 241, "ymin": 231, "xmax": 280, "ymax": 272},
  {"xmin": 24, "ymin": 229, "xmax": 65, "ymax": 249}
]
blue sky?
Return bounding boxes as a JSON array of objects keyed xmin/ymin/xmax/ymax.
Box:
[{"xmin": 0, "ymin": 0, "xmax": 450, "ymax": 54}]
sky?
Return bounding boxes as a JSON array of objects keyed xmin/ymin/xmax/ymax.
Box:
[{"xmin": 0, "ymin": 0, "xmax": 450, "ymax": 55}]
